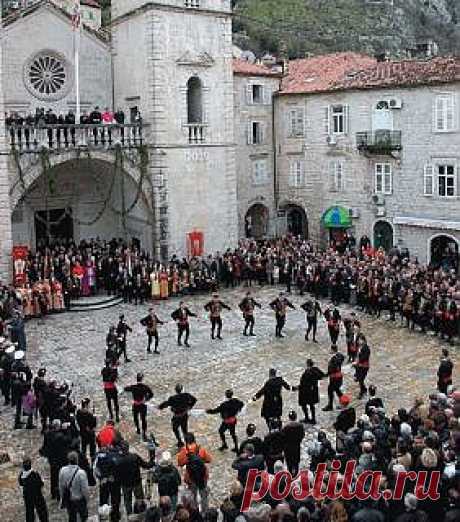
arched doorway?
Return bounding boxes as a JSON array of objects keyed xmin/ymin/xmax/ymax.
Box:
[
  {"xmin": 430, "ymin": 234, "xmax": 459, "ymax": 272},
  {"xmin": 11, "ymin": 157, "xmax": 154, "ymax": 251},
  {"xmin": 282, "ymin": 204, "xmax": 308, "ymax": 238},
  {"xmin": 245, "ymin": 204, "xmax": 269, "ymax": 239},
  {"xmin": 374, "ymin": 220, "xmax": 393, "ymax": 252}
]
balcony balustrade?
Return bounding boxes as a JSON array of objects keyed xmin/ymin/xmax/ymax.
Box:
[
  {"xmin": 356, "ymin": 130, "xmax": 402, "ymax": 154},
  {"xmin": 6, "ymin": 123, "xmax": 144, "ymax": 152}
]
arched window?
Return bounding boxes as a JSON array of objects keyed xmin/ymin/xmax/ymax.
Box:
[{"xmin": 187, "ymin": 77, "xmax": 203, "ymax": 124}]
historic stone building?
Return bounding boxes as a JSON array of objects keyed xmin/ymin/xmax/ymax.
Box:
[
  {"xmin": 1, "ymin": 1, "xmax": 459, "ymax": 281},
  {"xmin": 274, "ymin": 53, "xmax": 460, "ymax": 267}
]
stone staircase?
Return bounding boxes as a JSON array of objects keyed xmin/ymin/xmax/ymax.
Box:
[{"xmin": 69, "ymin": 294, "xmax": 123, "ymax": 312}]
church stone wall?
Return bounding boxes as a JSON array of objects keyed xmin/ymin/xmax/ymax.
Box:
[{"xmin": 2, "ymin": 6, "xmax": 111, "ymax": 115}]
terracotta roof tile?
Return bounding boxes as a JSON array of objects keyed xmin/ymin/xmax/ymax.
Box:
[
  {"xmin": 279, "ymin": 52, "xmax": 460, "ymax": 95},
  {"xmin": 81, "ymin": 0, "xmax": 100, "ymax": 7},
  {"xmin": 334, "ymin": 56, "xmax": 460, "ymax": 91},
  {"xmin": 233, "ymin": 58, "xmax": 281, "ymax": 77}
]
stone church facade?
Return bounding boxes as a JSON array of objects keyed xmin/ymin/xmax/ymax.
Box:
[{"xmin": 0, "ymin": 0, "xmax": 459, "ymax": 281}]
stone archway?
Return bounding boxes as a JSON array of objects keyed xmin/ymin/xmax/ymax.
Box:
[
  {"xmin": 281, "ymin": 203, "xmax": 308, "ymax": 238},
  {"xmin": 373, "ymin": 220, "xmax": 394, "ymax": 252},
  {"xmin": 10, "ymin": 152, "xmax": 155, "ymax": 251},
  {"xmin": 429, "ymin": 234, "xmax": 459, "ymax": 272},
  {"xmin": 245, "ymin": 203, "xmax": 269, "ymax": 239}
]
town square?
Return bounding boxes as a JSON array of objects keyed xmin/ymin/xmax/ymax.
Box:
[{"xmin": 0, "ymin": 0, "xmax": 460, "ymax": 521}]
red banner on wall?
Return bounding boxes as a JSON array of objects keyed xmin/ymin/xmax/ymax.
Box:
[
  {"xmin": 187, "ymin": 230, "xmax": 204, "ymax": 258},
  {"xmin": 12, "ymin": 245, "xmax": 29, "ymax": 286}
]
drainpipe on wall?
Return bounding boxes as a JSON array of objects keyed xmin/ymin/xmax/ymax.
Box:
[{"xmin": 272, "ymin": 91, "xmax": 278, "ymax": 238}]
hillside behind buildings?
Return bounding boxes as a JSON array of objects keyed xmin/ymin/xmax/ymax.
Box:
[{"xmin": 233, "ymin": 0, "xmax": 460, "ymax": 58}]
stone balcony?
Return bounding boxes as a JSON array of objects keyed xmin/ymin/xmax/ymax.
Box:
[
  {"xmin": 6, "ymin": 123, "xmax": 145, "ymax": 153},
  {"xmin": 183, "ymin": 123, "xmax": 207, "ymax": 144}
]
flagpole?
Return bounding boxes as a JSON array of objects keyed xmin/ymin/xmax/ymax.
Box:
[{"xmin": 74, "ymin": 1, "xmax": 81, "ymax": 123}]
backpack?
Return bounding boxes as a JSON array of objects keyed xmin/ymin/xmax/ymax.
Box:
[
  {"xmin": 186, "ymin": 447, "xmax": 206, "ymax": 488},
  {"xmin": 60, "ymin": 468, "xmax": 79, "ymax": 509},
  {"xmin": 95, "ymin": 448, "xmax": 122, "ymax": 479}
]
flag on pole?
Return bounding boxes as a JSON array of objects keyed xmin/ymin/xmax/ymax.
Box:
[{"xmin": 71, "ymin": 0, "xmax": 81, "ymax": 31}]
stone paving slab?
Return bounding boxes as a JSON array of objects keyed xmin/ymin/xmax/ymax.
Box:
[{"xmin": 0, "ymin": 285, "xmax": 456, "ymax": 521}]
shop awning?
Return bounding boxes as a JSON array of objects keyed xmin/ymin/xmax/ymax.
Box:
[{"xmin": 322, "ymin": 206, "xmax": 352, "ymax": 228}]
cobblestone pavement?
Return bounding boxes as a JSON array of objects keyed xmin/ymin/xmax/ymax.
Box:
[{"xmin": 0, "ymin": 285, "xmax": 456, "ymax": 521}]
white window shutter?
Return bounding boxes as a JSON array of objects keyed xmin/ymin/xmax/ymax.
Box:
[
  {"xmin": 298, "ymin": 108, "xmax": 305, "ymax": 137},
  {"xmin": 263, "ymin": 86, "xmax": 271, "ymax": 105},
  {"xmin": 300, "ymin": 161, "xmax": 305, "ymax": 186},
  {"xmin": 449, "ymin": 94, "xmax": 457, "ymax": 131},
  {"xmin": 247, "ymin": 121, "xmax": 253, "ymax": 145},
  {"xmin": 289, "ymin": 110, "xmax": 296, "ymax": 137},
  {"xmin": 424, "ymin": 164, "xmax": 434, "ymax": 196},
  {"xmin": 385, "ymin": 165, "xmax": 392, "ymax": 194},
  {"xmin": 344, "ymin": 105, "xmax": 350, "ymax": 135},
  {"xmin": 434, "ymin": 96, "xmax": 444, "ymax": 132},
  {"xmin": 325, "ymin": 106, "xmax": 331, "ymax": 135},
  {"xmin": 246, "ymin": 84, "xmax": 253, "ymax": 105},
  {"xmin": 261, "ymin": 122, "xmax": 267, "ymax": 144}
]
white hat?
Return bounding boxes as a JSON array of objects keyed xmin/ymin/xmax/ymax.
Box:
[
  {"xmin": 400, "ymin": 422, "xmax": 412, "ymax": 438},
  {"xmin": 14, "ymin": 350, "xmax": 25, "ymax": 360},
  {"xmin": 404, "ymin": 493, "xmax": 418, "ymax": 511},
  {"xmin": 159, "ymin": 451, "xmax": 172, "ymax": 467}
]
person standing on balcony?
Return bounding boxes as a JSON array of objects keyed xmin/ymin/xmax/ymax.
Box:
[
  {"xmin": 102, "ymin": 107, "xmax": 114, "ymax": 144},
  {"xmin": 44, "ymin": 109, "xmax": 57, "ymax": 148},
  {"xmin": 24, "ymin": 112, "xmax": 34, "ymax": 148},
  {"xmin": 114, "ymin": 108, "xmax": 125, "ymax": 143},
  {"xmin": 64, "ymin": 110, "xmax": 76, "ymax": 146},
  {"xmin": 89, "ymin": 106, "xmax": 102, "ymax": 145}
]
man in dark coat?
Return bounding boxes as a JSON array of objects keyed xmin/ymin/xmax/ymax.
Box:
[
  {"xmin": 297, "ymin": 359, "xmax": 325, "ymax": 424},
  {"xmin": 281, "ymin": 410, "xmax": 305, "ymax": 476},
  {"xmin": 238, "ymin": 423, "xmax": 264, "ymax": 456},
  {"xmin": 140, "ymin": 308, "xmax": 164, "ymax": 354},
  {"xmin": 204, "ymin": 294, "xmax": 231, "ymax": 340},
  {"xmin": 437, "ymin": 348, "xmax": 454, "ymax": 394},
  {"xmin": 269, "ymin": 293, "xmax": 295, "ymax": 338},
  {"xmin": 18, "ymin": 458, "xmax": 49, "ymax": 522},
  {"xmin": 232, "ymin": 443, "xmax": 265, "ymax": 486},
  {"xmin": 322, "ymin": 346, "xmax": 345, "ymax": 411},
  {"xmin": 239, "ymin": 291, "xmax": 261, "ymax": 336},
  {"xmin": 301, "ymin": 299, "xmax": 322, "ymax": 342},
  {"xmin": 333, "ymin": 394, "xmax": 356, "ymax": 452},
  {"xmin": 158, "ymin": 384, "xmax": 197, "ymax": 447},
  {"xmin": 253, "ymin": 369, "xmax": 292, "ymax": 428},
  {"xmin": 263, "ymin": 418, "xmax": 285, "ymax": 473},
  {"xmin": 171, "ymin": 302, "xmax": 197, "ymax": 347},
  {"xmin": 116, "ymin": 314, "xmax": 132, "ymax": 363},
  {"xmin": 206, "ymin": 389, "xmax": 244, "ymax": 452},
  {"xmin": 355, "ymin": 338, "xmax": 371, "ymax": 399}
]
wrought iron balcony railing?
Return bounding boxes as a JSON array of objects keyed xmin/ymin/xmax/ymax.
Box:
[
  {"xmin": 7, "ymin": 123, "xmax": 144, "ymax": 152},
  {"xmin": 356, "ymin": 130, "xmax": 402, "ymax": 154}
]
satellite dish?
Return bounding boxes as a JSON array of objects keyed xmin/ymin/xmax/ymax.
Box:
[{"xmin": 241, "ymin": 50, "xmax": 256, "ymax": 64}]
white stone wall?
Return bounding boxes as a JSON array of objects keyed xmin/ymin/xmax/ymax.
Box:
[
  {"xmin": 275, "ymin": 82, "xmax": 460, "ymax": 262},
  {"xmin": 112, "ymin": 2, "xmax": 238, "ymax": 258},
  {"xmin": 233, "ymin": 74, "xmax": 280, "ymax": 238},
  {"xmin": 2, "ymin": 5, "xmax": 111, "ymax": 115},
  {"xmin": 0, "ymin": 12, "xmax": 13, "ymax": 283}
]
